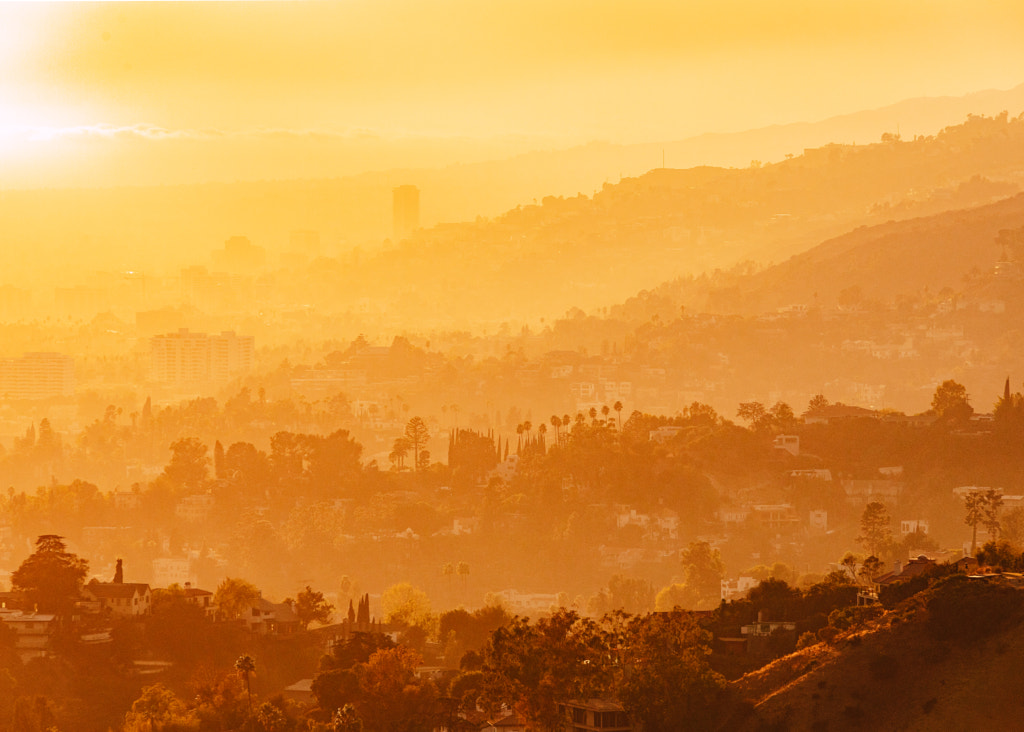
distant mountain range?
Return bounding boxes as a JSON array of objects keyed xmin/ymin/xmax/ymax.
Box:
[{"xmin": 2, "ymin": 83, "xmax": 1024, "ymax": 285}]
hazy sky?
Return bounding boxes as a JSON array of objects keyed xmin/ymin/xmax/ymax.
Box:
[{"xmin": 2, "ymin": 0, "xmax": 1024, "ymax": 186}]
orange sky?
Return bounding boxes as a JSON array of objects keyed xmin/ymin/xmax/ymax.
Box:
[{"xmin": 2, "ymin": 1, "xmax": 1024, "ymax": 187}]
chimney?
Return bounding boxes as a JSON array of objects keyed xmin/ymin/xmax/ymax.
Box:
[
  {"xmin": 893, "ymin": 560, "xmax": 902, "ymax": 574},
  {"xmin": 185, "ymin": 582, "xmax": 192, "ymax": 590},
  {"xmin": 757, "ymin": 610, "xmax": 765, "ymax": 623}
]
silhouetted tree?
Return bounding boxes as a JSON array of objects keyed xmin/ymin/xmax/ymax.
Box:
[
  {"xmin": 11, "ymin": 534, "xmax": 88, "ymax": 618},
  {"xmin": 404, "ymin": 417, "xmax": 430, "ymax": 472},
  {"xmin": 857, "ymin": 502, "xmax": 892, "ymax": 556}
]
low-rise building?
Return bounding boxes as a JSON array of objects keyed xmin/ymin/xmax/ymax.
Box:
[{"xmin": 0, "ymin": 610, "xmax": 59, "ymax": 661}]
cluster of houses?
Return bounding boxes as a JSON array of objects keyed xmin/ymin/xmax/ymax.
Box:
[{"xmin": 0, "ymin": 560, "xmax": 300, "ymax": 663}]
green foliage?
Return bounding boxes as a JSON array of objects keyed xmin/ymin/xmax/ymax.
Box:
[
  {"xmin": 617, "ymin": 610, "xmax": 726, "ymax": 732},
  {"xmin": 291, "ymin": 586, "xmax": 334, "ymax": 629},
  {"xmin": 878, "ymin": 562, "xmax": 955, "ymax": 608},
  {"xmin": 381, "ymin": 582, "xmax": 433, "ymax": 631},
  {"xmin": 146, "ymin": 584, "xmax": 212, "ymax": 663},
  {"xmin": 931, "ymin": 379, "xmax": 973, "ymax": 421},
  {"xmin": 677, "ymin": 541, "xmax": 725, "ymax": 609},
  {"xmin": 164, "ymin": 437, "xmax": 211, "ymax": 489},
  {"xmin": 927, "ymin": 575, "xmax": 1024, "ymax": 642},
  {"xmin": 124, "ymin": 683, "xmax": 195, "ymax": 732},
  {"xmin": 857, "ymin": 502, "xmax": 892, "ymax": 556},
  {"xmin": 483, "ymin": 610, "xmax": 611, "ymax": 730},
  {"xmin": 357, "ymin": 646, "xmax": 439, "ymax": 731},
  {"xmin": 827, "ymin": 604, "xmax": 882, "ymax": 632},
  {"xmin": 977, "ymin": 540, "xmax": 1024, "ymax": 571},
  {"xmin": 215, "ymin": 577, "xmax": 261, "ymax": 621},
  {"xmin": 11, "ymin": 534, "xmax": 88, "ymax": 617},
  {"xmin": 796, "ymin": 631, "xmax": 818, "ymax": 650}
]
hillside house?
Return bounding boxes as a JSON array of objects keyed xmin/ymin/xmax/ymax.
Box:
[
  {"xmin": 0, "ymin": 610, "xmax": 58, "ymax": 661},
  {"xmin": 773, "ymin": 434, "xmax": 800, "ymax": 456},
  {"xmin": 182, "ymin": 583, "xmax": 216, "ymax": 619},
  {"xmin": 873, "ymin": 555, "xmax": 937, "ymax": 592},
  {"xmin": 84, "ymin": 579, "xmax": 152, "ymax": 617},
  {"xmin": 245, "ymin": 598, "xmax": 300, "ymax": 635},
  {"xmin": 842, "ymin": 479, "xmax": 903, "ymax": 505},
  {"xmin": 721, "ymin": 576, "xmax": 758, "ymax": 602},
  {"xmin": 558, "ymin": 700, "xmax": 634, "ymax": 732},
  {"xmin": 649, "ymin": 426, "xmax": 683, "ymax": 443}
]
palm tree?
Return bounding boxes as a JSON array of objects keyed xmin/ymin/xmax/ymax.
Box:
[
  {"xmin": 601, "ymin": 405, "xmax": 610, "ymax": 424},
  {"xmin": 443, "ymin": 562, "xmax": 455, "ymax": 597},
  {"xmin": 550, "ymin": 415, "xmax": 561, "ymax": 444},
  {"xmin": 613, "ymin": 401, "xmax": 623, "ymax": 430},
  {"xmin": 235, "ymin": 654, "xmax": 256, "ymax": 724},
  {"xmin": 457, "ymin": 562, "xmax": 470, "ymax": 594}
]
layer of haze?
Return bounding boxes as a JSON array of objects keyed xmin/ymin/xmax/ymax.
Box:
[{"xmin": 2, "ymin": 1, "xmax": 1024, "ymax": 188}]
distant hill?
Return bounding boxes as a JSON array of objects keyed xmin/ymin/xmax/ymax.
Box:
[
  {"xmin": 305, "ymin": 113, "xmax": 1024, "ymax": 328},
  {"xmin": 710, "ymin": 192, "xmax": 1024, "ymax": 314},
  {"xmin": 2, "ymin": 84, "xmax": 1024, "ymax": 286},
  {"xmin": 3, "ymin": 112, "xmax": 1024, "ymax": 333}
]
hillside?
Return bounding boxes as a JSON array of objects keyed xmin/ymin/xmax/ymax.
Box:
[
  {"xmin": 271, "ymin": 112, "xmax": 1024, "ymax": 329},
  {"xmin": 3, "ymin": 108, "xmax": 1024, "ymax": 333},
  {"xmin": 729, "ymin": 577, "xmax": 1024, "ymax": 731},
  {"xmin": 709, "ymin": 191, "xmax": 1024, "ymax": 314}
]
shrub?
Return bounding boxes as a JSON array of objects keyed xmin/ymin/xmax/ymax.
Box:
[
  {"xmin": 796, "ymin": 631, "xmax": 818, "ymax": 650},
  {"xmin": 927, "ymin": 575, "xmax": 1024, "ymax": 642}
]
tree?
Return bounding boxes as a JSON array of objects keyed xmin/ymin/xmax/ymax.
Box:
[
  {"xmin": 806, "ymin": 394, "xmax": 830, "ymax": 414},
  {"xmin": 617, "ymin": 610, "xmax": 725, "ymax": 732},
  {"xmin": 483, "ymin": 611, "xmax": 610, "ymax": 730},
  {"xmin": 124, "ymin": 683, "xmax": 193, "ymax": 732},
  {"xmin": 215, "ymin": 577, "xmax": 261, "ymax": 621},
  {"xmin": 613, "ymin": 401, "xmax": 624, "ymax": 430},
  {"xmin": 964, "ymin": 490, "xmax": 986, "ymax": 554},
  {"xmin": 357, "ymin": 646, "xmax": 439, "ymax": 732},
  {"xmin": 11, "ymin": 534, "xmax": 88, "ymax": 618},
  {"xmin": 164, "ymin": 436, "xmax": 210, "ymax": 488},
  {"xmin": 333, "ymin": 704, "xmax": 363, "ymax": 732},
  {"xmin": 381, "ymin": 582, "xmax": 433, "ymax": 630},
  {"xmin": 983, "ymin": 488, "xmax": 1004, "ymax": 543},
  {"xmin": 678, "ymin": 541, "xmax": 725, "ymax": 609},
  {"xmin": 965, "ymin": 489, "xmax": 1003, "ymax": 553},
  {"xmin": 857, "ymin": 502, "xmax": 892, "ymax": 556},
  {"xmin": 654, "ymin": 583, "xmax": 691, "ymax": 611},
  {"xmin": 858, "ymin": 556, "xmax": 885, "ymax": 584},
  {"xmin": 1002, "ymin": 507, "xmax": 1024, "ymax": 548},
  {"xmin": 292, "ymin": 585, "xmax": 334, "ymax": 629},
  {"xmin": 404, "ymin": 417, "xmax": 430, "ymax": 472},
  {"xmin": 235, "ymin": 654, "xmax": 256, "ymax": 723},
  {"xmin": 931, "ymin": 379, "xmax": 973, "ymax": 421},
  {"xmin": 736, "ymin": 402, "xmax": 771, "ymax": 433}
]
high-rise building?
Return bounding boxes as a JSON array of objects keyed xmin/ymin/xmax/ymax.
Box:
[
  {"xmin": 392, "ymin": 185, "xmax": 420, "ymax": 241},
  {"xmin": 150, "ymin": 329, "xmax": 254, "ymax": 384},
  {"xmin": 0, "ymin": 352, "xmax": 75, "ymax": 400},
  {"xmin": 212, "ymin": 236, "xmax": 266, "ymax": 273}
]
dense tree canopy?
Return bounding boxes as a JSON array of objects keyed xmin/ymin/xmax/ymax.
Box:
[{"xmin": 11, "ymin": 534, "xmax": 88, "ymax": 617}]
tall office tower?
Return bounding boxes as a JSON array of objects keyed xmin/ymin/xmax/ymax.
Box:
[{"xmin": 392, "ymin": 185, "xmax": 420, "ymax": 241}]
